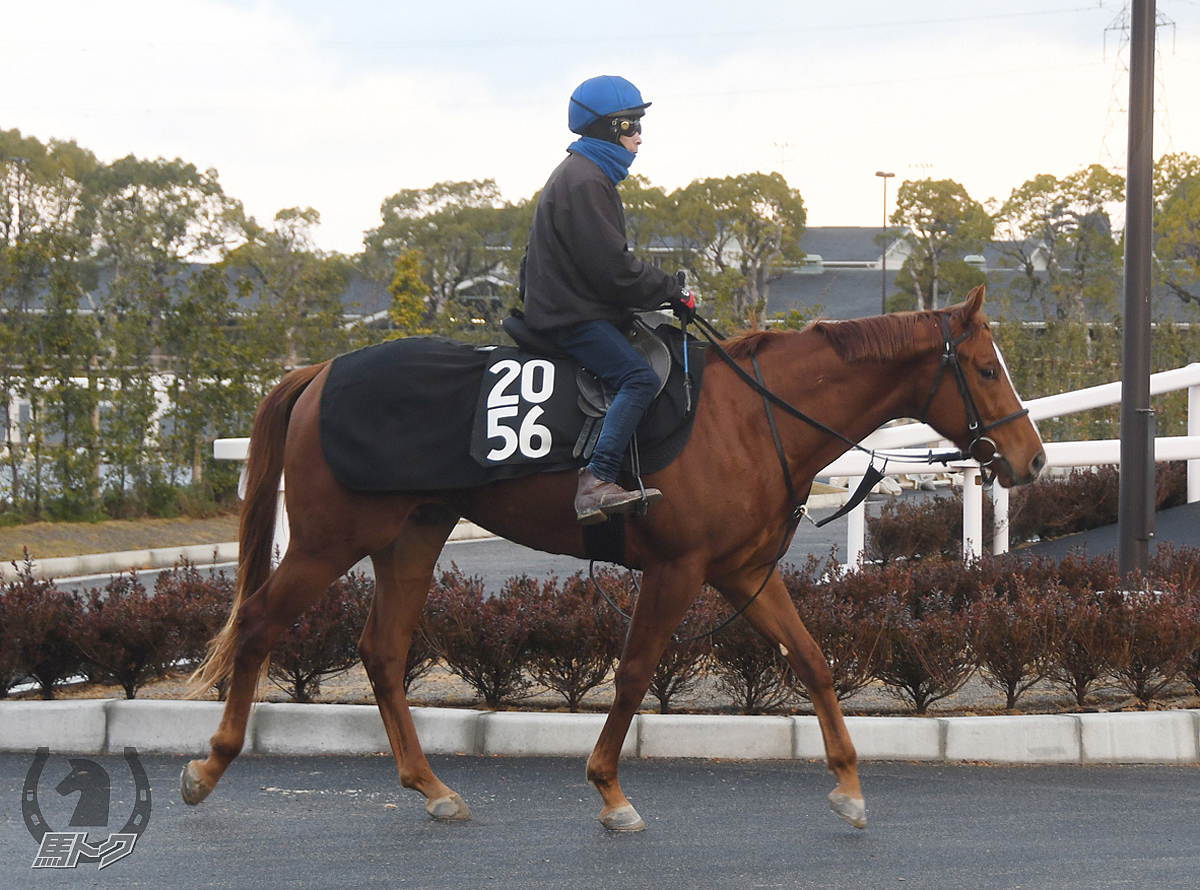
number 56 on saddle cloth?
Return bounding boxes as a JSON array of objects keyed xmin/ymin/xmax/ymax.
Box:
[{"xmin": 318, "ymin": 323, "xmax": 704, "ymax": 494}]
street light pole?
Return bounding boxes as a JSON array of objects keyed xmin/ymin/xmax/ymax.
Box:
[{"xmin": 875, "ymin": 171, "xmax": 894, "ymax": 315}]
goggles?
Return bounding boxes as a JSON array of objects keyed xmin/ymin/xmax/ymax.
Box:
[{"xmin": 614, "ymin": 117, "xmax": 642, "ymax": 136}]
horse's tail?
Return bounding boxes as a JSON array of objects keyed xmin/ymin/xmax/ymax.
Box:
[{"xmin": 186, "ymin": 361, "xmax": 329, "ymax": 699}]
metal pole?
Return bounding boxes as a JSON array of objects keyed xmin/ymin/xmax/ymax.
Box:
[
  {"xmin": 876, "ymin": 171, "xmax": 894, "ymax": 315},
  {"xmin": 1118, "ymin": 0, "xmax": 1156, "ymax": 578}
]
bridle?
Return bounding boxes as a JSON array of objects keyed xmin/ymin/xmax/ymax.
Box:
[
  {"xmin": 690, "ymin": 309, "xmax": 1030, "ymax": 514},
  {"xmin": 916, "ymin": 314, "xmax": 1030, "ymax": 486}
]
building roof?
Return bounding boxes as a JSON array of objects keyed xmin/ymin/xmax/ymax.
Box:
[
  {"xmin": 766, "ymin": 226, "xmax": 1199, "ymax": 323},
  {"xmin": 797, "ymin": 226, "xmax": 890, "ymax": 263}
]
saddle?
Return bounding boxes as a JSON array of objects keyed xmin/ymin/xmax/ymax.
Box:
[{"xmin": 501, "ymin": 313, "xmax": 674, "ymax": 462}]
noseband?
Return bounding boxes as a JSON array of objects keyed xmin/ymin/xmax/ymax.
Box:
[{"xmin": 918, "ymin": 315, "xmax": 1029, "ymax": 484}]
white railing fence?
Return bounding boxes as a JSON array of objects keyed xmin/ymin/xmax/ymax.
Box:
[
  {"xmin": 820, "ymin": 362, "xmax": 1200, "ymax": 565},
  {"xmin": 214, "ymin": 362, "xmax": 1200, "ymax": 567}
]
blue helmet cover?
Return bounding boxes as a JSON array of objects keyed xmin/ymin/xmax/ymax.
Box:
[{"xmin": 568, "ymin": 75, "xmax": 650, "ymax": 133}]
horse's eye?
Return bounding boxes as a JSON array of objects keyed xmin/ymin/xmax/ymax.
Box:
[{"xmin": 979, "ymin": 366, "xmax": 999, "ymax": 381}]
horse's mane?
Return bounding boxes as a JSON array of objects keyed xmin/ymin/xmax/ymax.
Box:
[
  {"xmin": 811, "ymin": 311, "xmax": 948, "ymax": 363},
  {"xmin": 719, "ymin": 311, "xmax": 947, "ymax": 364},
  {"xmin": 716, "ymin": 307, "xmax": 986, "ymax": 365},
  {"xmin": 721, "ymin": 329, "xmax": 781, "ymax": 360}
]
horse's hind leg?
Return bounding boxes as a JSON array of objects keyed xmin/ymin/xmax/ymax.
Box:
[
  {"xmin": 362, "ymin": 507, "xmax": 469, "ymax": 821},
  {"xmin": 182, "ymin": 549, "xmax": 351, "ymax": 804},
  {"xmin": 715, "ymin": 571, "xmax": 866, "ymax": 829}
]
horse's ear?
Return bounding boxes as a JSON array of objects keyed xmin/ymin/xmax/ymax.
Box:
[{"xmin": 954, "ymin": 285, "xmax": 986, "ymax": 323}]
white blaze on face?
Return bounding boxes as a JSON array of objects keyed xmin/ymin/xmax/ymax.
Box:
[{"xmin": 992, "ymin": 338, "xmax": 1042, "ymax": 441}]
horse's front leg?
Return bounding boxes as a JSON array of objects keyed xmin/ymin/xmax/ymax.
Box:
[
  {"xmin": 715, "ymin": 571, "xmax": 866, "ymax": 829},
  {"xmin": 586, "ymin": 558, "xmax": 704, "ymax": 831}
]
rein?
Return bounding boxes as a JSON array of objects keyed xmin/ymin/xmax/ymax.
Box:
[
  {"xmin": 588, "ymin": 320, "xmax": 809, "ymax": 643},
  {"xmin": 590, "ymin": 307, "xmax": 1028, "ymax": 641},
  {"xmin": 690, "ymin": 313, "xmax": 967, "ymax": 507}
]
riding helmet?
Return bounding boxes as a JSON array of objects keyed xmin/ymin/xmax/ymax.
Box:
[{"xmin": 568, "ymin": 75, "xmax": 650, "ymax": 142}]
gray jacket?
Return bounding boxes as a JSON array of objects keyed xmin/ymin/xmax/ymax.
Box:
[{"xmin": 523, "ymin": 152, "xmax": 680, "ymax": 332}]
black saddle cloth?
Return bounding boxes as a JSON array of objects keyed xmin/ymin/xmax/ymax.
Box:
[{"xmin": 318, "ymin": 326, "xmax": 704, "ymax": 493}]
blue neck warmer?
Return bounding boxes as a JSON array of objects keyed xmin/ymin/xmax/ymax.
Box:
[{"xmin": 567, "ymin": 137, "xmax": 636, "ymax": 184}]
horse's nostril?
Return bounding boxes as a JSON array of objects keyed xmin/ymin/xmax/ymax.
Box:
[{"xmin": 1031, "ymin": 451, "xmax": 1046, "ymax": 477}]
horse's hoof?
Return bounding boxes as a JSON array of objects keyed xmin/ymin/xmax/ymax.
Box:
[
  {"xmin": 600, "ymin": 804, "xmax": 645, "ymax": 832},
  {"xmin": 426, "ymin": 792, "xmax": 471, "ymax": 822},
  {"xmin": 180, "ymin": 761, "xmax": 214, "ymax": 806},
  {"xmin": 829, "ymin": 790, "xmax": 867, "ymax": 829}
]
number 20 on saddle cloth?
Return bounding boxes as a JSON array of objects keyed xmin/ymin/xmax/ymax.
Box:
[{"xmin": 317, "ymin": 320, "xmax": 705, "ymax": 495}]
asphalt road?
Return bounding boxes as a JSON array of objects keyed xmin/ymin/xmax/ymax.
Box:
[
  {"xmin": 2, "ymin": 752, "xmax": 1199, "ymax": 889},
  {"xmin": 49, "ymin": 495, "xmax": 1200, "ymax": 596}
]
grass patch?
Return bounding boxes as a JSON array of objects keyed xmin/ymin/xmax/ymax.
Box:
[{"xmin": 0, "ymin": 514, "xmax": 239, "ymax": 562}]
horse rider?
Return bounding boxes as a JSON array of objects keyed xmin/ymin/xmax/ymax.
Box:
[{"xmin": 522, "ymin": 74, "xmax": 696, "ymax": 525}]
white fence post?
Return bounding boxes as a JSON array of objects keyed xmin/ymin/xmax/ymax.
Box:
[
  {"xmin": 213, "ymin": 436, "xmax": 289, "ymax": 563},
  {"xmin": 1190, "ymin": 375, "xmax": 1199, "ymax": 503},
  {"xmin": 273, "ymin": 476, "xmax": 289, "ymax": 565},
  {"xmin": 845, "ymin": 476, "xmax": 865, "ymax": 566},
  {"xmin": 961, "ymin": 466, "xmax": 983, "ymax": 560}
]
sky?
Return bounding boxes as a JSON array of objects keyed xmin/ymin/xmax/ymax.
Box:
[{"xmin": 3, "ymin": 0, "xmax": 1198, "ymax": 255}]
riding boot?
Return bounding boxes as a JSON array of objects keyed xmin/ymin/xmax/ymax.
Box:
[{"xmin": 573, "ymin": 469, "xmax": 662, "ymax": 526}]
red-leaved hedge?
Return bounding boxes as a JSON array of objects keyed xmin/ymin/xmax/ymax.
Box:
[{"xmin": 5, "ymin": 540, "xmax": 1200, "ymax": 714}]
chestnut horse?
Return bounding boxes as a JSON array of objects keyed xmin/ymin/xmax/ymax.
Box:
[{"xmin": 182, "ymin": 285, "xmax": 1044, "ymax": 832}]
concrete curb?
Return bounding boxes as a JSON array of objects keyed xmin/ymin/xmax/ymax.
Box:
[
  {"xmin": 3, "ymin": 700, "xmax": 1197, "ymax": 765},
  {"xmin": 2, "ymin": 543, "xmax": 240, "ymax": 583},
  {"xmin": 447, "ymin": 520, "xmax": 497, "ymax": 542}
]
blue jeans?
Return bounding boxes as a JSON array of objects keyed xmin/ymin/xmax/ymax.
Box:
[{"xmin": 543, "ymin": 319, "xmax": 659, "ymax": 484}]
